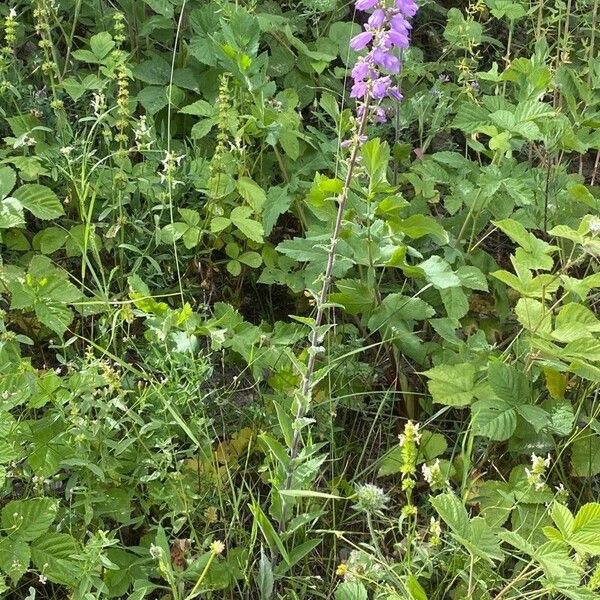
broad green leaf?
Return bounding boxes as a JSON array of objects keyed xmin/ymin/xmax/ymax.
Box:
[
  {"xmin": 13, "ymin": 184, "xmax": 64, "ymax": 220},
  {"xmin": 551, "ymin": 502, "xmax": 574, "ymax": 538},
  {"xmin": 487, "ymin": 362, "xmax": 529, "ymax": 404},
  {"xmin": 430, "ymin": 492, "xmax": 470, "ymax": 538},
  {"xmin": 0, "ymin": 197, "xmax": 25, "ymax": 229},
  {"xmin": 515, "ymin": 298, "xmax": 553, "ymax": 336},
  {"xmin": 231, "ymin": 206, "xmax": 264, "ymax": 243},
  {"xmin": 237, "ymin": 177, "xmax": 266, "ymax": 212},
  {"xmin": 419, "ymin": 256, "xmax": 461, "ymax": 289},
  {"xmin": 440, "ymin": 287, "xmax": 469, "ymax": 319},
  {"xmin": 571, "ymin": 434, "xmax": 600, "ymax": 477},
  {"xmin": 89, "ymin": 32, "xmax": 115, "ymax": 59},
  {"xmin": 424, "ymin": 363, "xmax": 476, "ymax": 406},
  {"xmin": 1, "ymin": 498, "xmax": 58, "ymax": 541},
  {"xmin": 0, "ymin": 166, "xmax": 16, "ymax": 199},
  {"xmin": 472, "ymin": 399, "xmax": 517, "ymax": 440},
  {"xmin": 335, "ymin": 581, "xmax": 368, "ymax": 600},
  {"xmin": 31, "ymin": 533, "xmax": 80, "ymax": 587},
  {"xmin": 0, "ymin": 538, "xmax": 30, "ymax": 584}
]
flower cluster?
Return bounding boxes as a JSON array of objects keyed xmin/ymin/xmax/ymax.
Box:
[
  {"xmin": 525, "ymin": 453, "xmax": 551, "ymax": 491},
  {"xmin": 353, "ymin": 482, "xmax": 390, "ymax": 515},
  {"xmin": 349, "ymin": 0, "xmax": 418, "ymax": 122}
]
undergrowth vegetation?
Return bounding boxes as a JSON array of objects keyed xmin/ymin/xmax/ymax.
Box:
[{"xmin": 1, "ymin": 0, "xmax": 600, "ymax": 598}]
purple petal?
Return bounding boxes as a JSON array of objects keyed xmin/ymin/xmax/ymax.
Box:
[
  {"xmin": 355, "ymin": 0, "xmax": 379, "ymax": 9},
  {"xmin": 396, "ymin": 0, "xmax": 418, "ymax": 17},
  {"xmin": 350, "ymin": 31, "xmax": 373, "ymax": 51},
  {"xmin": 386, "ymin": 29, "xmax": 409, "ymax": 48},
  {"xmin": 391, "ymin": 14, "xmax": 412, "ymax": 34},
  {"xmin": 373, "ymin": 48, "xmax": 401, "ymax": 73},
  {"xmin": 371, "ymin": 76, "xmax": 391, "ymax": 99},
  {"xmin": 352, "ymin": 59, "xmax": 371, "ymax": 81},
  {"xmin": 388, "ymin": 86, "xmax": 403, "ymax": 101},
  {"xmin": 374, "ymin": 106, "xmax": 387, "ymax": 123},
  {"xmin": 368, "ymin": 9, "xmax": 385, "ymax": 28},
  {"xmin": 351, "ymin": 81, "xmax": 368, "ymax": 98}
]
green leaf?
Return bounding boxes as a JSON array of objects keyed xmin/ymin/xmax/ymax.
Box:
[
  {"xmin": 231, "ymin": 206, "xmax": 264, "ymax": 243},
  {"xmin": 330, "ymin": 279, "xmax": 376, "ymax": 316},
  {"xmin": 13, "ymin": 184, "xmax": 64, "ymax": 220},
  {"xmin": 515, "ymin": 298, "xmax": 553, "ymax": 336},
  {"xmin": 1, "ymin": 498, "xmax": 57, "ymax": 541},
  {"xmin": 249, "ymin": 503, "xmax": 290, "ymax": 565},
  {"xmin": 424, "ymin": 363, "xmax": 476, "ymax": 406},
  {"xmin": 31, "ymin": 533, "xmax": 80, "ymax": 587},
  {"xmin": 257, "ymin": 548, "xmax": 274, "ymax": 600},
  {"xmin": 179, "ymin": 99, "xmax": 216, "ymax": 117},
  {"xmin": 239, "ymin": 251, "xmax": 262, "ymax": 268},
  {"xmin": 571, "ymin": 434, "xmax": 600, "ymax": 477},
  {"xmin": 263, "ymin": 186, "xmax": 292, "ymax": 236},
  {"xmin": 132, "ymin": 57, "xmax": 171, "ymax": 84},
  {"xmin": 472, "ymin": 399, "xmax": 517, "ymax": 441},
  {"xmin": 90, "ymin": 32, "xmax": 115, "ymax": 59},
  {"xmin": 0, "ymin": 166, "xmax": 16, "ymax": 199},
  {"xmin": 395, "ymin": 214, "xmax": 449, "ymax": 244},
  {"xmin": 419, "ymin": 256, "xmax": 461, "ymax": 289},
  {"xmin": 430, "ymin": 492, "xmax": 470, "ymax": 538},
  {"xmin": 551, "ymin": 502, "xmax": 574, "ymax": 538},
  {"xmin": 440, "ymin": 287, "xmax": 469, "ymax": 319},
  {"xmin": 0, "ymin": 538, "xmax": 30, "ymax": 584},
  {"xmin": 335, "ymin": 581, "xmax": 368, "ymax": 600},
  {"xmin": 0, "ymin": 197, "xmax": 25, "ymax": 229},
  {"xmin": 488, "ymin": 362, "xmax": 529, "ymax": 404},
  {"xmin": 457, "ymin": 266, "xmax": 488, "ymax": 291},
  {"xmin": 33, "ymin": 227, "xmax": 67, "ymax": 254},
  {"xmin": 237, "ymin": 177, "xmax": 266, "ymax": 212}
]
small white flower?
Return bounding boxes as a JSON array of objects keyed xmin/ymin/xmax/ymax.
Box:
[
  {"xmin": 9, "ymin": 8, "xmax": 17, "ymax": 18},
  {"xmin": 91, "ymin": 91, "xmax": 106, "ymax": 118}
]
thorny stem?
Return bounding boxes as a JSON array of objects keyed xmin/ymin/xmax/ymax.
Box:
[{"xmin": 273, "ymin": 101, "xmax": 371, "ymax": 553}]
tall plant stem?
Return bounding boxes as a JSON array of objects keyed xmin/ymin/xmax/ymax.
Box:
[{"xmin": 273, "ymin": 104, "xmax": 370, "ymax": 545}]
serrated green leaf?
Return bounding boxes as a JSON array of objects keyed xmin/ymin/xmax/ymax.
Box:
[{"xmin": 13, "ymin": 184, "xmax": 64, "ymax": 220}]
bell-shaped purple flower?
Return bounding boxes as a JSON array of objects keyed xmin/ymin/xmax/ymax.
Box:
[
  {"xmin": 388, "ymin": 86, "xmax": 403, "ymax": 101},
  {"xmin": 373, "ymin": 48, "xmax": 401, "ymax": 73},
  {"xmin": 391, "ymin": 14, "xmax": 411, "ymax": 34},
  {"xmin": 368, "ymin": 9, "xmax": 386, "ymax": 28},
  {"xmin": 352, "ymin": 59, "xmax": 371, "ymax": 81},
  {"xmin": 372, "ymin": 76, "xmax": 391, "ymax": 99},
  {"xmin": 351, "ymin": 81, "xmax": 368, "ymax": 98},
  {"xmin": 350, "ymin": 31, "xmax": 373, "ymax": 51},
  {"xmin": 386, "ymin": 29, "xmax": 409, "ymax": 48},
  {"xmin": 355, "ymin": 0, "xmax": 380, "ymax": 9},
  {"xmin": 396, "ymin": 0, "xmax": 418, "ymax": 17},
  {"xmin": 373, "ymin": 106, "xmax": 387, "ymax": 123}
]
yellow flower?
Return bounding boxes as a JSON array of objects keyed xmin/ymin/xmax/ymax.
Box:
[
  {"xmin": 336, "ymin": 562, "xmax": 348, "ymax": 577},
  {"xmin": 210, "ymin": 540, "xmax": 225, "ymax": 555}
]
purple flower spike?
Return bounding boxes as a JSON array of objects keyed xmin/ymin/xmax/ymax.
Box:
[
  {"xmin": 347, "ymin": 0, "xmax": 418, "ymax": 127},
  {"xmin": 355, "ymin": 0, "xmax": 379, "ymax": 9},
  {"xmin": 350, "ymin": 31, "xmax": 373, "ymax": 51}
]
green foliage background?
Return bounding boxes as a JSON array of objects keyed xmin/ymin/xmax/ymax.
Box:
[{"xmin": 1, "ymin": 0, "xmax": 600, "ymax": 598}]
